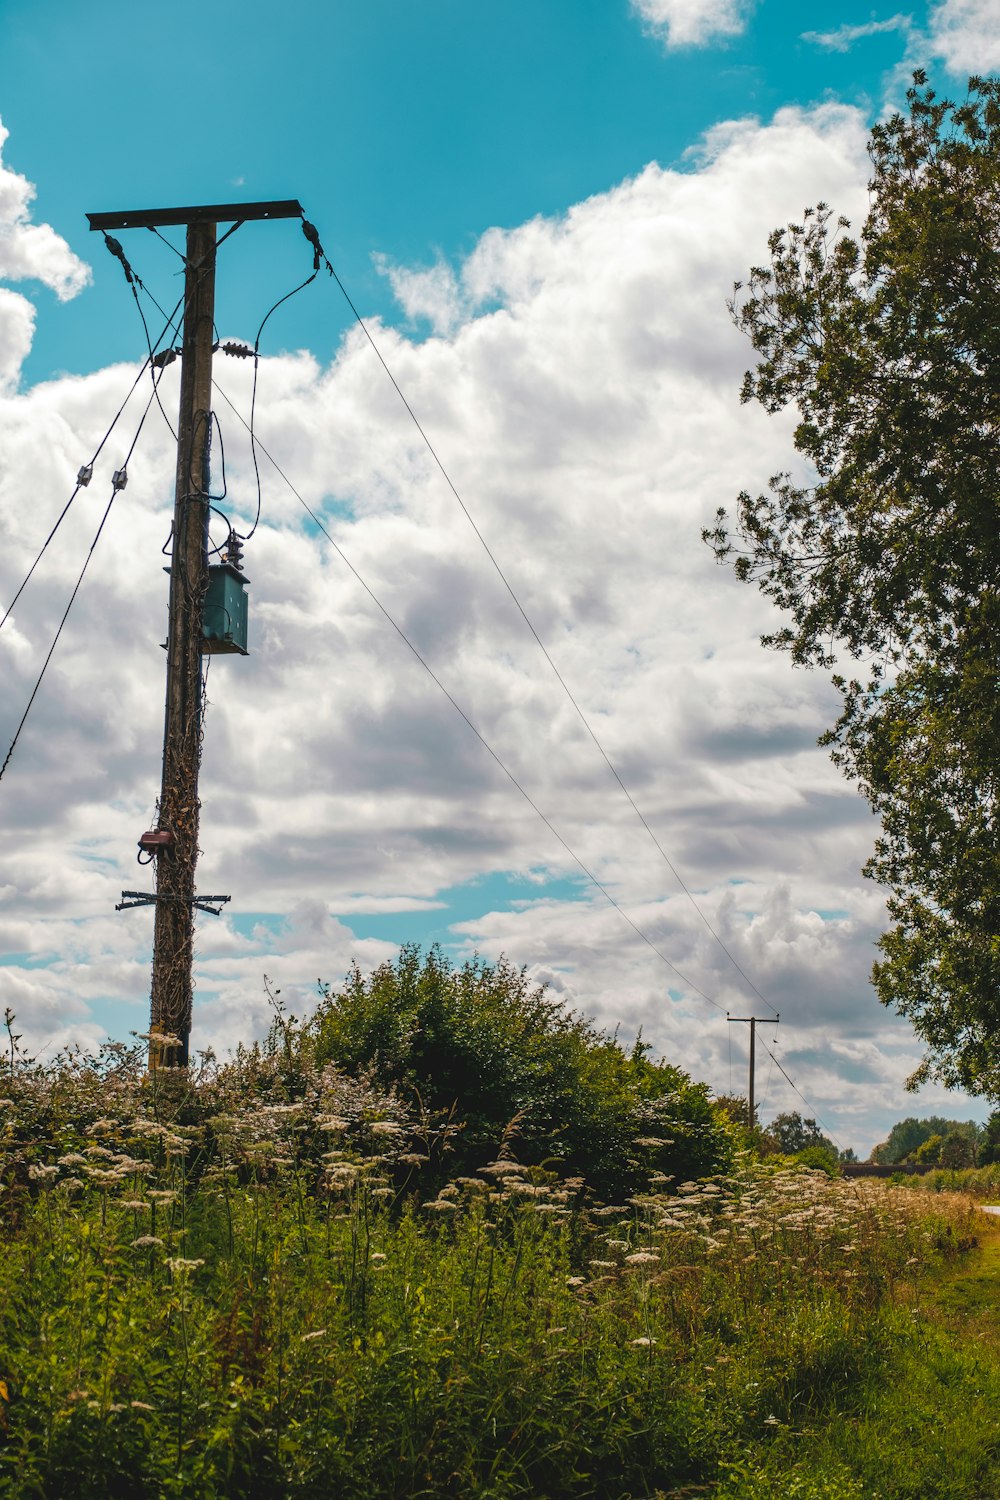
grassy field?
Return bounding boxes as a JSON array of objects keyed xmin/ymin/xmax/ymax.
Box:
[{"xmin": 3, "ymin": 1042, "xmax": 1000, "ymax": 1498}]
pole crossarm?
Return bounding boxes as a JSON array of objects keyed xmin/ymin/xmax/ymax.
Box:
[
  {"xmin": 116, "ymin": 892, "xmax": 231, "ymax": 916},
  {"xmin": 86, "ymin": 200, "xmax": 303, "ymax": 232}
]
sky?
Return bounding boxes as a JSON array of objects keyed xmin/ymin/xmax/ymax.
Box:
[{"xmin": 1, "ymin": 0, "xmax": 997, "ymax": 1156}]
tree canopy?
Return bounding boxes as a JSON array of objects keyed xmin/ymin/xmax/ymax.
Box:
[
  {"xmin": 767, "ymin": 1110, "xmax": 836, "ymax": 1156},
  {"xmin": 706, "ymin": 74, "xmax": 1000, "ymax": 1095},
  {"xmin": 870, "ymin": 1114, "xmax": 979, "ymax": 1164}
]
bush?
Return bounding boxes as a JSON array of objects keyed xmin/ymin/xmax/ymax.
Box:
[{"xmin": 311, "ymin": 945, "xmax": 735, "ymax": 1199}]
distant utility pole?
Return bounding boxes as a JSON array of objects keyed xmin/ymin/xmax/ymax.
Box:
[
  {"xmin": 727, "ymin": 1015, "xmax": 779, "ymax": 1129},
  {"xmin": 87, "ymin": 200, "xmax": 302, "ymax": 1068}
]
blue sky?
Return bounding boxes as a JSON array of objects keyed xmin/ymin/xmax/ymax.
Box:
[
  {"xmin": 6, "ymin": 0, "xmax": 920, "ymax": 381},
  {"xmin": 0, "ymin": 0, "xmax": 996, "ymax": 1152}
]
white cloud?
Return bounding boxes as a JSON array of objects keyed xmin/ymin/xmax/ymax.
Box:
[
  {"xmin": 0, "ymin": 100, "xmax": 975, "ymax": 1154},
  {"xmin": 928, "ymin": 0, "xmax": 1000, "ymax": 72},
  {"xmin": 0, "ymin": 121, "xmax": 90, "ymax": 300},
  {"xmin": 802, "ymin": 15, "xmax": 913, "ymax": 52},
  {"xmin": 0, "ymin": 118, "xmax": 90, "ymax": 391},
  {"xmin": 630, "ymin": 0, "xmax": 753, "ymax": 48}
]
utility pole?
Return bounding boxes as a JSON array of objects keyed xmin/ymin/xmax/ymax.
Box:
[
  {"xmin": 88, "ymin": 200, "xmax": 302, "ymax": 1068},
  {"xmin": 727, "ymin": 1015, "xmax": 779, "ymax": 1129}
]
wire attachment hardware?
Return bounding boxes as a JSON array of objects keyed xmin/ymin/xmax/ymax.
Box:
[
  {"xmin": 77, "ymin": 464, "xmax": 93, "ymax": 487},
  {"xmin": 301, "ymin": 217, "xmax": 332, "ymax": 274},
  {"xmin": 112, "ymin": 468, "xmax": 129, "ymax": 491}
]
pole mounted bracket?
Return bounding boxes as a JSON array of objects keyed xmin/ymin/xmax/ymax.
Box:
[{"xmin": 117, "ymin": 891, "xmax": 231, "ymax": 916}]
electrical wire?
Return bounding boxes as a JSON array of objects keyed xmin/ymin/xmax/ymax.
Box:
[
  {"xmin": 319, "ymin": 254, "xmax": 780, "ymax": 1018},
  {"xmin": 213, "ymin": 377, "xmax": 726, "ymax": 1013},
  {"xmin": 215, "ymin": 379, "xmax": 851, "ymax": 1138},
  {"xmin": 223, "ymin": 217, "xmax": 841, "ymax": 1141},
  {"xmin": 243, "ymin": 267, "xmax": 322, "ymax": 541},
  {"xmin": 760, "ymin": 1041, "xmax": 844, "ymax": 1152},
  {"xmin": 101, "ymin": 233, "xmax": 185, "ymax": 440},
  {"xmin": 0, "ymin": 293, "xmax": 186, "ymax": 637},
  {"xmin": 757, "ymin": 1022, "xmax": 779, "ymax": 1117},
  {"xmin": 0, "ymin": 373, "xmax": 166, "ymax": 784}
]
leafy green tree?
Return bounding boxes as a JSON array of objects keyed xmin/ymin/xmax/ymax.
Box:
[
  {"xmin": 768, "ymin": 1111, "xmax": 834, "ymax": 1155},
  {"xmin": 713, "ymin": 1093, "xmax": 756, "ymax": 1129},
  {"xmin": 940, "ymin": 1128, "xmax": 976, "ymax": 1169},
  {"xmin": 914, "ymin": 1134, "xmax": 943, "ymax": 1165},
  {"xmin": 312, "ymin": 945, "xmax": 734, "ymax": 1199},
  {"xmin": 871, "ymin": 1115, "xmax": 976, "ymax": 1163},
  {"xmin": 706, "ymin": 74, "xmax": 1000, "ymax": 1096},
  {"xmin": 979, "ymin": 1110, "xmax": 1000, "ymax": 1165}
]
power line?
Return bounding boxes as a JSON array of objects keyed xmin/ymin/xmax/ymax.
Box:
[
  {"xmin": 217, "ymin": 381, "xmax": 852, "ymax": 1139},
  {"xmin": 213, "ymin": 378, "xmax": 727, "ymax": 1013},
  {"xmin": 0, "ymin": 374, "xmax": 166, "ymax": 784},
  {"xmin": 320, "ymin": 256, "xmax": 779, "ymax": 1018},
  {"xmin": 0, "ymin": 333, "xmax": 178, "ymax": 636},
  {"xmin": 761, "ymin": 1041, "xmax": 844, "ymax": 1152}
]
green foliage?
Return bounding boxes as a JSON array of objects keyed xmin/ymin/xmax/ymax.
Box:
[
  {"xmin": 940, "ymin": 1128, "xmax": 976, "ymax": 1170},
  {"xmin": 915, "ymin": 1133, "xmax": 944, "ymax": 1165},
  {"xmin": 706, "ymin": 74, "xmax": 1000, "ymax": 1095},
  {"xmin": 0, "ymin": 1013, "xmax": 994, "ymax": 1499},
  {"xmin": 979, "ymin": 1109, "xmax": 1000, "ymax": 1165},
  {"xmin": 793, "ymin": 1144, "xmax": 840, "ymax": 1177},
  {"xmin": 312, "ymin": 945, "xmax": 734, "ymax": 1198},
  {"xmin": 767, "ymin": 1110, "xmax": 835, "ymax": 1156},
  {"xmin": 0, "ymin": 1057, "xmax": 975, "ymax": 1500},
  {"xmin": 872, "ymin": 1115, "xmax": 979, "ymax": 1164}
]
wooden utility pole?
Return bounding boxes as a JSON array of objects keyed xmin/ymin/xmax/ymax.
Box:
[
  {"xmin": 727, "ymin": 1015, "xmax": 779, "ymax": 1129},
  {"xmin": 88, "ymin": 200, "xmax": 302, "ymax": 1068},
  {"xmin": 150, "ymin": 215, "xmax": 216, "ymax": 1069}
]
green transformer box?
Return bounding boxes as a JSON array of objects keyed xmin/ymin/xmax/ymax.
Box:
[{"xmin": 202, "ymin": 563, "xmax": 249, "ymax": 655}]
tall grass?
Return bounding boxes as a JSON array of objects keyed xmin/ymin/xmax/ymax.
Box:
[{"xmin": 0, "ymin": 1040, "xmax": 980, "ymax": 1498}]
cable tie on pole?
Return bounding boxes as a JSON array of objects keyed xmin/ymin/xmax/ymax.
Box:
[
  {"xmin": 112, "ymin": 468, "xmax": 129, "ymax": 491},
  {"xmin": 77, "ymin": 464, "xmax": 93, "ymax": 487}
]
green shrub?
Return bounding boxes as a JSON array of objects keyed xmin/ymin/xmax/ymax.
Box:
[
  {"xmin": 311, "ymin": 944, "xmax": 735, "ymax": 1198},
  {"xmin": 793, "ymin": 1145, "xmax": 840, "ymax": 1176}
]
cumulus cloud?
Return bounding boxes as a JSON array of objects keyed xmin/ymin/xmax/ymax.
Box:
[
  {"xmin": 928, "ymin": 0, "xmax": 1000, "ymax": 72},
  {"xmin": 630, "ymin": 0, "xmax": 753, "ymax": 48},
  {"xmin": 0, "ymin": 119, "xmax": 90, "ymax": 391},
  {"xmin": 0, "ymin": 99, "xmax": 970, "ymax": 1153}
]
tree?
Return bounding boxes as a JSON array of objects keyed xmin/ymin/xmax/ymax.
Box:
[
  {"xmin": 706, "ymin": 74, "xmax": 1000, "ymax": 1095},
  {"xmin": 870, "ymin": 1114, "xmax": 976, "ymax": 1163},
  {"xmin": 939, "ymin": 1128, "xmax": 976, "ymax": 1169},
  {"xmin": 768, "ymin": 1110, "xmax": 834, "ymax": 1155},
  {"xmin": 914, "ymin": 1133, "xmax": 943, "ymax": 1165},
  {"xmin": 979, "ymin": 1110, "xmax": 1000, "ymax": 1165},
  {"xmin": 312, "ymin": 944, "xmax": 735, "ymax": 1199}
]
